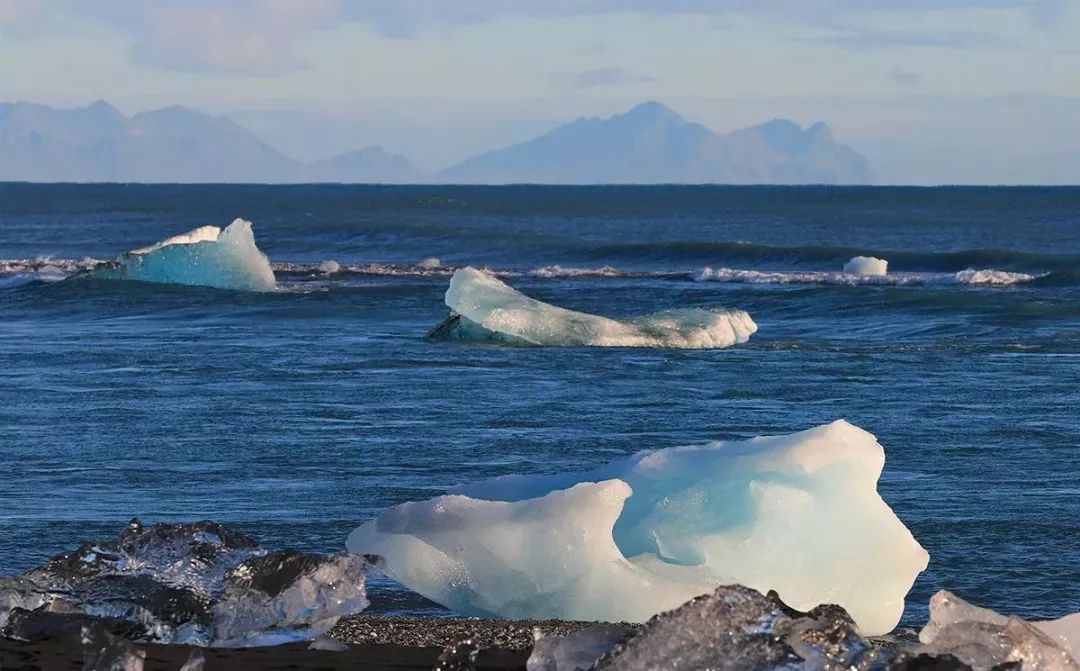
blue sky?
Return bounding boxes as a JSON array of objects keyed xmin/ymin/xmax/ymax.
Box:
[{"xmin": 2, "ymin": 1, "xmax": 1078, "ymax": 182}]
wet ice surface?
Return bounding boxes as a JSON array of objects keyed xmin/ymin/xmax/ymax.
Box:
[
  {"xmin": 921, "ymin": 591, "xmax": 1080, "ymax": 671},
  {"xmin": 521, "ymin": 585, "xmax": 1080, "ymax": 671},
  {"xmin": 0, "ymin": 520, "xmax": 376, "ymax": 647}
]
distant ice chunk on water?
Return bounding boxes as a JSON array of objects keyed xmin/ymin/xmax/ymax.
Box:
[
  {"xmin": 0, "ymin": 519, "xmax": 376, "ymax": 647},
  {"xmin": 319, "ymin": 259, "xmax": 341, "ymax": 274},
  {"xmin": 920, "ymin": 590, "xmax": 1080, "ymax": 670},
  {"xmin": 93, "ymin": 218, "xmax": 276, "ymax": 291},
  {"xmin": 428, "ymin": 267, "xmax": 756, "ymax": 348},
  {"xmin": 348, "ymin": 420, "xmax": 927, "ymax": 636},
  {"xmin": 418, "ymin": 257, "xmax": 443, "ymax": 269},
  {"xmin": 844, "ymin": 255, "xmax": 889, "ymax": 276}
]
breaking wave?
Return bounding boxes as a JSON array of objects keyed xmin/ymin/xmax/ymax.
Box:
[
  {"xmin": 694, "ymin": 267, "xmax": 1041, "ymax": 286},
  {"xmin": 586, "ymin": 240, "xmax": 1080, "ymax": 273}
]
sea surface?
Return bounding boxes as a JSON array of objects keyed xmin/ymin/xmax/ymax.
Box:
[{"xmin": 1, "ymin": 184, "xmax": 1079, "ymax": 627}]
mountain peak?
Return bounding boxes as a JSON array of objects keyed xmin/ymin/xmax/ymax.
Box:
[
  {"xmin": 86, "ymin": 99, "xmax": 123, "ymax": 117},
  {"xmin": 621, "ymin": 101, "xmax": 684, "ymax": 125}
]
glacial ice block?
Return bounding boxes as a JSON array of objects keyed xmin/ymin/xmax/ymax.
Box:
[
  {"xmin": 921, "ymin": 590, "xmax": 1080, "ymax": 669},
  {"xmin": 94, "ymin": 219, "xmax": 276, "ymax": 291},
  {"xmin": 1, "ymin": 520, "xmax": 376, "ymax": 646},
  {"xmin": 431, "ymin": 267, "xmax": 756, "ymax": 348},
  {"xmin": 843, "ymin": 256, "xmax": 888, "ymax": 276},
  {"xmin": 348, "ymin": 420, "xmax": 928, "ymax": 635}
]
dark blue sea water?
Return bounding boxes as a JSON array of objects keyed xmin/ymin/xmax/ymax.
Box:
[{"xmin": 2, "ymin": 184, "xmax": 1079, "ymax": 627}]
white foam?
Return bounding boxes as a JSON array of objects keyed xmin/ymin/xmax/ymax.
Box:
[
  {"xmin": 441, "ymin": 267, "xmax": 756, "ymax": 349},
  {"xmin": 694, "ymin": 266, "xmax": 1038, "ymax": 287},
  {"xmin": 843, "ymin": 256, "xmax": 888, "ymax": 276},
  {"xmin": 348, "ymin": 420, "xmax": 928, "ymax": 635},
  {"xmin": 95, "ymin": 219, "xmax": 276, "ymax": 292},
  {"xmin": 954, "ymin": 269, "xmax": 1035, "ymax": 285}
]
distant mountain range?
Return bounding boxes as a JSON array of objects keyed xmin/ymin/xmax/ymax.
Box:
[{"xmin": 0, "ymin": 100, "xmax": 871, "ymax": 184}]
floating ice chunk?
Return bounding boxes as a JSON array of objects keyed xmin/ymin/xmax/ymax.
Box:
[
  {"xmin": 418, "ymin": 257, "xmax": 443, "ymax": 269},
  {"xmin": 527, "ymin": 624, "xmax": 636, "ymax": 671},
  {"xmin": 844, "ymin": 256, "xmax": 889, "ymax": 276},
  {"xmin": 1, "ymin": 520, "xmax": 376, "ymax": 646},
  {"xmin": 179, "ymin": 649, "xmax": 206, "ymax": 671},
  {"xmin": 349, "ymin": 420, "xmax": 927, "ymax": 635},
  {"xmin": 94, "ymin": 219, "xmax": 276, "ymax": 291},
  {"xmin": 319, "ymin": 260, "xmax": 341, "ymax": 274},
  {"xmin": 921, "ymin": 590, "xmax": 1080, "ymax": 670},
  {"xmin": 431, "ymin": 267, "xmax": 756, "ymax": 348}
]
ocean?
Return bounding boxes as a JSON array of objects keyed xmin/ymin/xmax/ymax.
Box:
[{"xmin": 1, "ymin": 183, "xmax": 1078, "ymax": 628}]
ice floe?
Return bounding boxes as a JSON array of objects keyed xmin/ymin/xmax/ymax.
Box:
[
  {"xmin": 93, "ymin": 218, "xmax": 276, "ymax": 291},
  {"xmin": 429, "ymin": 267, "xmax": 756, "ymax": 348}
]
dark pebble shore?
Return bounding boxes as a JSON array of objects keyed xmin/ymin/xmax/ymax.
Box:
[
  {"xmin": 329, "ymin": 614, "xmax": 631, "ymax": 651},
  {"xmin": 0, "ymin": 615, "xmax": 621, "ymax": 671}
]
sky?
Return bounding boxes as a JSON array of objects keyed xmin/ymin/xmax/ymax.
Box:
[{"xmin": 1, "ymin": 0, "xmax": 1079, "ymax": 183}]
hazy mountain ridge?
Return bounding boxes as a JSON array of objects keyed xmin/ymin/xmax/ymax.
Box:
[
  {"xmin": 442, "ymin": 102, "xmax": 871, "ymax": 184},
  {"xmin": 0, "ymin": 100, "xmax": 417, "ymax": 183},
  {"xmin": 0, "ymin": 100, "xmax": 869, "ymax": 184}
]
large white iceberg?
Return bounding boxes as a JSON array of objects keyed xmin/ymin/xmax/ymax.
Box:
[
  {"xmin": 430, "ymin": 267, "xmax": 756, "ymax": 348},
  {"xmin": 94, "ymin": 218, "xmax": 276, "ymax": 291},
  {"xmin": 348, "ymin": 420, "xmax": 928, "ymax": 636}
]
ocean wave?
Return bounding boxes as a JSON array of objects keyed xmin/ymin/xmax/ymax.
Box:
[
  {"xmin": 694, "ymin": 267, "xmax": 1040, "ymax": 286},
  {"xmin": 587, "ymin": 240, "xmax": 1080, "ymax": 273}
]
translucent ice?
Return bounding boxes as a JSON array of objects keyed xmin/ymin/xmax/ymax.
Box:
[
  {"xmin": 844, "ymin": 256, "xmax": 889, "ymax": 276},
  {"xmin": 0, "ymin": 520, "xmax": 376, "ymax": 646},
  {"xmin": 921, "ymin": 591, "xmax": 1080, "ymax": 670},
  {"xmin": 431, "ymin": 267, "xmax": 756, "ymax": 348},
  {"xmin": 531, "ymin": 585, "xmax": 903, "ymax": 671},
  {"xmin": 527, "ymin": 624, "xmax": 636, "ymax": 671},
  {"xmin": 349, "ymin": 420, "xmax": 927, "ymax": 635},
  {"xmin": 93, "ymin": 219, "xmax": 276, "ymax": 291}
]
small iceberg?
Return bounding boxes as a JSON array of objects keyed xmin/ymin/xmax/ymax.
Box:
[
  {"xmin": 92, "ymin": 218, "xmax": 276, "ymax": 291},
  {"xmin": 0, "ymin": 520, "xmax": 377, "ymax": 647},
  {"xmin": 428, "ymin": 267, "xmax": 757, "ymax": 348},
  {"xmin": 348, "ymin": 420, "xmax": 928, "ymax": 636},
  {"xmin": 843, "ymin": 255, "xmax": 888, "ymax": 276}
]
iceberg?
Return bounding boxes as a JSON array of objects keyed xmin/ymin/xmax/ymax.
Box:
[
  {"xmin": 0, "ymin": 519, "xmax": 376, "ymax": 647},
  {"xmin": 429, "ymin": 267, "xmax": 756, "ymax": 348},
  {"xmin": 93, "ymin": 219, "xmax": 276, "ymax": 291},
  {"xmin": 843, "ymin": 256, "xmax": 889, "ymax": 276},
  {"xmin": 348, "ymin": 420, "xmax": 928, "ymax": 636}
]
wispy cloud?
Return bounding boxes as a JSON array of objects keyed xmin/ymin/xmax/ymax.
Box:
[
  {"xmin": 804, "ymin": 29, "xmax": 1014, "ymax": 50},
  {"xmin": 551, "ymin": 67, "xmax": 657, "ymax": 90},
  {"xmin": 887, "ymin": 66, "xmax": 921, "ymax": 87},
  {"xmin": 0, "ymin": 0, "xmax": 1043, "ymax": 75}
]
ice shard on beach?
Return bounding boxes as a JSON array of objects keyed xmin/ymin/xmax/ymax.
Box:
[
  {"xmin": 348, "ymin": 420, "xmax": 928, "ymax": 636},
  {"xmin": 920, "ymin": 590, "xmax": 1080, "ymax": 670},
  {"xmin": 428, "ymin": 267, "xmax": 756, "ymax": 348},
  {"xmin": 0, "ymin": 520, "xmax": 376, "ymax": 647},
  {"xmin": 92, "ymin": 218, "xmax": 276, "ymax": 291}
]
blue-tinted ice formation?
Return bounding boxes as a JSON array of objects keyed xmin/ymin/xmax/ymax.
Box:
[
  {"xmin": 93, "ymin": 219, "xmax": 276, "ymax": 291},
  {"xmin": 348, "ymin": 420, "xmax": 928, "ymax": 636},
  {"xmin": 431, "ymin": 267, "xmax": 756, "ymax": 348}
]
